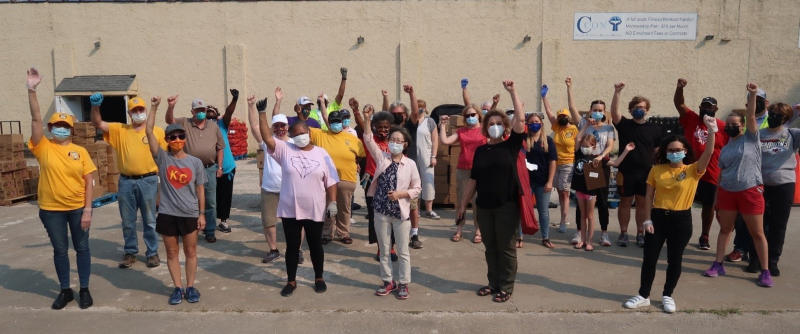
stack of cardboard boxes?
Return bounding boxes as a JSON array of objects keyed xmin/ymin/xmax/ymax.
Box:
[
  {"xmin": 71, "ymin": 122, "xmax": 118, "ymax": 200},
  {"xmin": 0, "ymin": 134, "xmax": 37, "ymax": 205},
  {"xmin": 433, "ymin": 115, "xmax": 465, "ymax": 205}
]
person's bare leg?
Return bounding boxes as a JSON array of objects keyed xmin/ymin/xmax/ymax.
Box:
[
  {"xmin": 163, "ymin": 235, "xmax": 182, "ymax": 288},
  {"xmin": 618, "ymin": 196, "xmax": 633, "ymax": 233},
  {"xmin": 558, "ymin": 190, "xmax": 570, "ymax": 224},
  {"xmin": 471, "ymin": 198, "xmax": 481, "ymax": 239},
  {"xmin": 263, "ymin": 226, "xmax": 278, "ymax": 250},
  {"xmin": 714, "ymin": 210, "xmax": 737, "ymax": 263},
  {"xmin": 410, "ymin": 208, "xmax": 419, "ymax": 229},
  {"xmin": 183, "ymin": 231, "xmax": 198, "ymax": 287},
  {"xmin": 585, "ymin": 198, "xmax": 597, "ymax": 248},
  {"xmin": 577, "ymin": 199, "xmax": 588, "ymax": 247},
  {"xmin": 743, "ymin": 214, "xmax": 769, "ymax": 270},
  {"xmin": 425, "ymin": 200, "xmax": 433, "ymax": 213},
  {"xmin": 634, "ymin": 194, "xmax": 648, "ymax": 234}
]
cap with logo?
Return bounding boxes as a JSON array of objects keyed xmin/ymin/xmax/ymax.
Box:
[
  {"xmin": 192, "ymin": 98, "xmax": 207, "ymax": 110},
  {"xmin": 128, "ymin": 97, "xmax": 147, "ymax": 111},
  {"xmin": 271, "ymin": 114, "xmax": 289, "ymax": 125},
  {"xmin": 47, "ymin": 112, "xmax": 75, "ymax": 127},
  {"xmin": 297, "ymin": 96, "xmax": 313, "ymax": 106},
  {"xmin": 701, "ymin": 97, "xmax": 718, "ymax": 106}
]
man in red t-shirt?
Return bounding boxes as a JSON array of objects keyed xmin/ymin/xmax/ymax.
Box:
[{"xmin": 674, "ymin": 78, "xmax": 729, "ymax": 250}]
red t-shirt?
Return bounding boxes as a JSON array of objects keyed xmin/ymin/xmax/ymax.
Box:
[
  {"xmin": 456, "ymin": 127, "xmax": 488, "ymax": 170},
  {"xmin": 365, "ymin": 134, "xmax": 389, "ymax": 176},
  {"xmin": 679, "ymin": 106, "xmax": 729, "ymax": 185}
]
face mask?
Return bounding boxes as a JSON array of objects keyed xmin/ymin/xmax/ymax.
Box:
[
  {"xmin": 591, "ymin": 111, "xmax": 604, "ymax": 120},
  {"xmin": 301, "ymin": 108, "xmax": 311, "ymax": 118},
  {"xmin": 168, "ymin": 139, "xmax": 185, "ymax": 152},
  {"xmin": 699, "ymin": 109, "xmax": 716, "ymax": 120},
  {"xmin": 466, "ymin": 115, "xmax": 479, "ymax": 125},
  {"xmin": 557, "ymin": 117, "xmax": 569, "ymax": 126},
  {"xmin": 580, "ymin": 147, "xmax": 594, "ymax": 155},
  {"xmin": 666, "ymin": 151, "xmax": 686, "ymax": 163},
  {"xmin": 724, "ymin": 125, "xmax": 741, "ymax": 138},
  {"xmin": 207, "ymin": 114, "xmax": 218, "ymax": 120},
  {"xmin": 488, "ymin": 124, "xmax": 504, "ymax": 139},
  {"xmin": 631, "ymin": 108, "xmax": 646, "ymax": 120},
  {"xmin": 767, "ymin": 113, "xmax": 784, "ymax": 129},
  {"xmin": 342, "ymin": 119, "xmax": 351, "ymax": 127},
  {"xmin": 527, "ymin": 123, "xmax": 542, "ymax": 133},
  {"xmin": 388, "ymin": 142, "xmax": 404, "ymax": 154},
  {"xmin": 481, "ymin": 109, "xmax": 488, "ymax": 116},
  {"xmin": 293, "ymin": 133, "xmax": 310, "ymax": 148},
  {"xmin": 131, "ymin": 112, "xmax": 147, "ymax": 124},
  {"xmin": 329, "ymin": 122, "xmax": 343, "ymax": 133},
  {"xmin": 195, "ymin": 111, "xmax": 207, "ymax": 121},
  {"xmin": 392, "ymin": 113, "xmax": 405, "ymax": 125},
  {"xmin": 51, "ymin": 126, "xmax": 71, "ymax": 140}
]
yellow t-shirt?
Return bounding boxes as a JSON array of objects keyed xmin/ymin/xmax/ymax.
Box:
[
  {"xmin": 646, "ymin": 162, "xmax": 706, "ymax": 211},
  {"xmin": 552, "ymin": 123, "xmax": 579, "ymax": 165},
  {"xmin": 29, "ymin": 137, "xmax": 98, "ymax": 211},
  {"xmin": 309, "ymin": 128, "xmax": 365, "ymax": 183},
  {"xmin": 103, "ymin": 123, "xmax": 167, "ymax": 175}
]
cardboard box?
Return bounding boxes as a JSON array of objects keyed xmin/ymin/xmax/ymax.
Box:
[
  {"xmin": 437, "ymin": 144, "xmax": 450, "ymax": 157},
  {"xmin": 0, "ymin": 134, "xmax": 23, "ymax": 145},
  {"xmin": 448, "ymin": 115, "xmax": 465, "ymax": 128},
  {"xmin": 72, "ymin": 136, "xmax": 94, "ymax": 147},
  {"xmin": 106, "ymin": 174, "xmax": 120, "ymax": 193},
  {"xmin": 13, "ymin": 169, "xmax": 26, "ymax": 180},
  {"xmin": 73, "ymin": 122, "xmax": 97, "ymax": 138},
  {"xmin": 23, "ymin": 178, "xmax": 38, "ymax": 195},
  {"xmin": 27, "ymin": 166, "xmax": 39, "ymax": 179}
]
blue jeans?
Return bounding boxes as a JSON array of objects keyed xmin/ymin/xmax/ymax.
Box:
[
  {"xmin": 118, "ymin": 175, "xmax": 159, "ymax": 257},
  {"xmin": 39, "ymin": 208, "xmax": 91, "ymax": 289},
  {"xmin": 202, "ymin": 165, "xmax": 218, "ymax": 236},
  {"xmin": 533, "ymin": 186, "xmax": 552, "ymax": 239}
]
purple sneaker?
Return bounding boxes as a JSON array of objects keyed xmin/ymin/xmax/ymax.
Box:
[
  {"xmin": 757, "ymin": 270, "xmax": 774, "ymax": 287},
  {"xmin": 703, "ymin": 262, "xmax": 726, "ymax": 277}
]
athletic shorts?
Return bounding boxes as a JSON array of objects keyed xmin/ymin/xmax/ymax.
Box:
[
  {"xmin": 554, "ymin": 164, "xmax": 574, "ymax": 191},
  {"xmin": 717, "ymin": 185, "xmax": 765, "ymax": 215},
  {"xmin": 156, "ymin": 213, "xmax": 198, "ymax": 236},
  {"xmin": 693, "ymin": 180, "xmax": 718, "ymax": 207},
  {"xmin": 618, "ymin": 170, "xmax": 648, "ymax": 197}
]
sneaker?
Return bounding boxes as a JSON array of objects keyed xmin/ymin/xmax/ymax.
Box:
[
  {"xmin": 757, "ymin": 270, "xmax": 774, "ymax": 287},
  {"xmin": 745, "ymin": 260, "xmax": 760, "ymax": 273},
  {"xmin": 352, "ymin": 202, "xmax": 362, "ymax": 211},
  {"xmin": 600, "ymin": 232, "xmax": 612, "ymax": 247},
  {"xmin": 422, "ymin": 211, "xmax": 440, "ymax": 220},
  {"xmin": 51, "ymin": 289, "xmax": 74, "ymax": 310},
  {"xmin": 636, "ymin": 233, "xmax": 645, "ymax": 248},
  {"xmin": 662, "ymin": 296, "xmax": 676, "ymax": 313},
  {"xmin": 168, "ymin": 287, "xmax": 184, "ymax": 305},
  {"xmin": 570, "ymin": 232, "xmax": 582, "ymax": 245},
  {"xmin": 770, "ymin": 265, "xmax": 781, "ymax": 277},
  {"xmin": 617, "ymin": 233, "xmax": 629, "ymax": 247},
  {"xmin": 410, "ymin": 235, "xmax": 423, "ymax": 249},
  {"xmin": 697, "ymin": 235, "xmax": 711, "ymax": 250},
  {"xmin": 725, "ymin": 249, "xmax": 744, "ymax": 262},
  {"xmin": 314, "ymin": 280, "xmax": 327, "ymax": 293},
  {"xmin": 146, "ymin": 255, "xmax": 160, "ymax": 268},
  {"xmin": 298, "ymin": 250, "xmax": 305, "ymax": 265},
  {"xmin": 204, "ymin": 234, "xmax": 217, "ymax": 243},
  {"xmin": 118, "ymin": 253, "xmax": 136, "ymax": 269},
  {"xmin": 280, "ymin": 283, "xmax": 296, "ymax": 297},
  {"xmin": 217, "ymin": 221, "xmax": 232, "ymax": 233},
  {"xmin": 623, "ymin": 295, "xmax": 650, "ymax": 309},
  {"xmin": 396, "ymin": 283, "xmax": 409, "ymax": 300},
  {"xmin": 390, "ymin": 249, "xmax": 398, "ymax": 262},
  {"xmin": 704, "ymin": 261, "xmax": 726, "ymax": 277},
  {"xmin": 78, "ymin": 288, "xmax": 93, "ymax": 309},
  {"xmin": 558, "ymin": 222, "xmax": 567, "ymax": 233},
  {"xmin": 375, "ymin": 280, "xmax": 397, "ymax": 296},
  {"xmin": 185, "ymin": 287, "xmax": 200, "ymax": 303},
  {"xmin": 262, "ymin": 249, "xmax": 280, "ymax": 264}
]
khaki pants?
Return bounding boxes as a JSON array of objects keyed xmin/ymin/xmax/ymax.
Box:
[{"xmin": 324, "ymin": 180, "xmax": 356, "ymax": 239}]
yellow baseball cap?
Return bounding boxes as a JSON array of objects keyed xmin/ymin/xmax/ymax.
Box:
[
  {"xmin": 557, "ymin": 108, "xmax": 570, "ymax": 117},
  {"xmin": 47, "ymin": 112, "xmax": 75, "ymax": 127},
  {"xmin": 128, "ymin": 97, "xmax": 147, "ymax": 111}
]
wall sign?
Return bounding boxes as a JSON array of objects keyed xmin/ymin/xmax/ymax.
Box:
[{"xmin": 574, "ymin": 12, "xmax": 697, "ymax": 40}]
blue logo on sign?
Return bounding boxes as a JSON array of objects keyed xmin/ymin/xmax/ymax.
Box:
[
  {"xmin": 577, "ymin": 16, "xmax": 592, "ymax": 33},
  {"xmin": 609, "ymin": 16, "xmax": 622, "ymax": 31}
]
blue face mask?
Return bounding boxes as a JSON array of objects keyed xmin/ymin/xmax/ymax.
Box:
[
  {"xmin": 481, "ymin": 109, "xmax": 488, "ymax": 115},
  {"xmin": 631, "ymin": 108, "xmax": 646, "ymax": 120},
  {"xmin": 666, "ymin": 151, "xmax": 686, "ymax": 163},
  {"xmin": 342, "ymin": 119, "xmax": 351, "ymax": 127},
  {"xmin": 51, "ymin": 126, "xmax": 71, "ymax": 140},
  {"xmin": 591, "ymin": 111, "xmax": 604, "ymax": 120},
  {"xmin": 527, "ymin": 123, "xmax": 542, "ymax": 133},
  {"xmin": 195, "ymin": 111, "xmax": 207, "ymax": 121},
  {"xmin": 466, "ymin": 115, "xmax": 479, "ymax": 125},
  {"xmin": 329, "ymin": 122, "xmax": 343, "ymax": 133}
]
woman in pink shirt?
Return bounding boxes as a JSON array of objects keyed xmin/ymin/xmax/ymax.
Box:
[
  {"xmin": 361, "ymin": 104, "xmax": 421, "ymax": 300},
  {"xmin": 439, "ymin": 104, "xmax": 487, "ymax": 243},
  {"xmin": 257, "ymin": 98, "xmax": 339, "ymax": 298}
]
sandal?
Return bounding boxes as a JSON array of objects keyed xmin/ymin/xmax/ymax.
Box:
[
  {"xmin": 516, "ymin": 239, "xmax": 523, "ymax": 248},
  {"xmin": 541, "ymin": 239, "xmax": 555, "ymax": 249},
  {"xmin": 492, "ymin": 291, "xmax": 511, "ymax": 303},
  {"xmin": 472, "ymin": 234, "xmax": 482, "ymax": 244},
  {"xmin": 574, "ymin": 241, "xmax": 585, "ymax": 249},
  {"xmin": 476, "ymin": 286, "xmax": 493, "ymax": 296},
  {"xmin": 451, "ymin": 232, "xmax": 462, "ymax": 242},
  {"xmin": 585, "ymin": 243, "xmax": 594, "ymax": 252}
]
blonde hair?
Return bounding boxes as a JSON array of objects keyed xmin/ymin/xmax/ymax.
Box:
[{"xmin": 526, "ymin": 113, "xmax": 548, "ymax": 153}]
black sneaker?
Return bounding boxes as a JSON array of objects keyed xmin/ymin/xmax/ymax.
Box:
[
  {"xmin": 745, "ymin": 260, "xmax": 760, "ymax": 273},
  {"xmin": 217, "ymin": 221, "xmax": 232, "ymax": 233},
  {"xmin": 321, "ymin": 237, "xmax": 332, "ymax": 245},
  {"xmin": 51, "ymin": 289, "xmax": 74, "ymax": 310},
  {"xmin": 280, "ymin": 283, "xmax": 296, "ymax": 297},
  {"xmin": 78, "ymin": 288, "xmax": 93, "ymax": 309},
  {"xmin": 205, "ymin": 234, "xmax": 217, "ymax": 243},
  {"xmin": 770, "ymin": 264, "xmax": 781, "ymax": 277},
  {"xmin": 314, "ymin": 280, "xmax": 327, "ymax": 293},
  {"xmin": 262, "ymin": 249, "xmax": 280, "ymax": 264},
  {"xmin": 351, "ymin": 202, "xmax": 362, "ymax": 211},
  {"xmin": 409, "ymin": 235, "xmax": 423, "ymax": 249},
  {"xmin": 697, "ymin": 235, "xmax": 711, "ymax": 250}
]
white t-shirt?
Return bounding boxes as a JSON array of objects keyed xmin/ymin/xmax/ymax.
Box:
[{"xmin": 260, "ymin": 137, "xmax": 293, "ymax": 193}]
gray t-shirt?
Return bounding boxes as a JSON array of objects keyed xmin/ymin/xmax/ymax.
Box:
[
  {"xmin": 155, "ymin": 149, "xmax": 207, "ymax": 217},
  {"xmin": 719, "ymin": 131, "xmax": 762, "ymax": 192},
  {"xmin": 759, "ymin": 127, "xmax": 800, "ymax": 186},
  {"xmin": 579, "ymin": 118, "xmax": 616, "ymax": 156}
]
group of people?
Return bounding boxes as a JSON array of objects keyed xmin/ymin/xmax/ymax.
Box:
[{"xmin": 24, "ymin": 65, "xmax": 798, "ymax": 312}]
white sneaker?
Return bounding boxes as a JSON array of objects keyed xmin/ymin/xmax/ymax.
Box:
[
  {"xmin": 558, "ymin": 222, "xmax": 568, "ymax": 233},
  {"xmin": 623, "ymin": 295, "xmax": 650, "ymax": 309},
  {"xmin": 570, "ymin": 231, "xmax": 582, "ymax": 245},
  {"xmin": 662, "ymin": 296, "xmax": 676, "ymax": 313},
  {"xmin": 600, "ymin": 232, "xmax": 612, "ymax": 247}
]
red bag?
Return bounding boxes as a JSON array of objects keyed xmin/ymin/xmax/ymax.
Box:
[{"xmin": 516, "ymin": 148, "xmax": 539, "ymax": 235}]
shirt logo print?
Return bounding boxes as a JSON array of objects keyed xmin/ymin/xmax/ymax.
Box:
[
  {"xmin": 166, "ymin": 166, "xmax": 192, "ymax": 189},
  {"xmin": 694, "ymin": 126, "xmax": 709, "ymax": 145},
  {"xmin": 290, "ymin": 155, "xmax": 321, "ymax": 178},
  {"xmin": 68, "ymin": 152, "xmax": 80, "ymax": 160}
]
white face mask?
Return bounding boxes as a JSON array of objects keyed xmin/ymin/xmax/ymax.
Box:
[
  {"xmin": 388, "ymin": 142, "xmax": 404, "ymax": 154},
  {"xmin": 488, "ymin": 124, "xmax": 504, "ymax": 139},
  {"xmin": 292, "ymin": 134, "xmax": 310, "ymax": 148},
  {"xmin": 581, "ymin": 147, "xmax": 594, "ymax": 155},
  {"xmin": 131, "ymin": 112, "xmax": 147, "ymax": 124}
]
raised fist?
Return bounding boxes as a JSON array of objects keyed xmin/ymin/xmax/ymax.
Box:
[
  {"xmin": 151, "ymin": 96, "xmax": 161, "ymax": 107},
  {"xmin": 274, "ymin": 86, "xmax": 283, "ymax": 100},
  {"xmin": 229, "ymin": 89, "xmax": 239, "ymax": 99},
  {"xmin": 565, "ymin": 76, "xmax": 572, "ymax": 87},
  {"xmin": 247, "ymin": 95, "xmax": 256, "ymax": 106},
  {"xmin": 460, "ymin": 78, "xmax": 469, "ymax": 89},
  {"xmin": 381, "ymin": 89, "xmax": 389, "ymax": 97},
  {"xmin": 677, "ymin": 78, "xmax": 687, "ymax": 88},
  {"xmin": 703, "ymin": 115, "xmax": 718, "ymax": 133},
  {"xmin": 256, "ymin": 98, "xmax": 268, "ymax": 112},
  {"xmin": 340, "ymin": 67, "xmax": 348, "ymax": 80},
  {"xmin": 89, "ymin": 93, "xmax": 104, "ymax": 107},
  {"xmin": 26, "ymin": 67, "xmax": 42, "ymax": 91},
  {"xmin": 167, "ymin": 95, "xmax": 179, "ymax": 107},
  {"xmin": 746, "ymin": 82, "xmax": 758, "ymax": 93},
  {"xmin": 403, "ymin": 84, "xmax": 413, "ymax": 94},
  {"xmin": 614, "ymin": 82, "xmax": 625, "ymax": 93},
  {"xmin": 502, "ymin": 80, "xmax": 515, "ymax": 92}
]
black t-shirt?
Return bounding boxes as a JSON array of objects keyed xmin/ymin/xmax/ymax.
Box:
[
  {"xmin": 403, "ymin": 119, "xmax": 418, "ymax": 161},
  {"xmin": 525, "ymin": 136, "xmax": 557, "ymax": 187},
  {"xmin": 571, "ymin": 150, "xmax": 598, "ymax": 195},
  {"xmin": 471, "ymin": 131, "xmax": 524, "ymax": 209},
  {"xmin": 614, "ymin": 117, "xmax": 664, "ymax": 174}
]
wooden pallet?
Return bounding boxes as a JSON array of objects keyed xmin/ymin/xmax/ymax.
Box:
[
  {"xmin": 0, "ymin": 194, "xmax": 37, "ymax": 206},
  {"xmin": 91, "ymin": 192, "xmax": 118, "ymax": 208}
]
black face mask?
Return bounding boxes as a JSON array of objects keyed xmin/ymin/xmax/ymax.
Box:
[
  {"xmin": 767, "ymin": 113, "xmax": 784, "ymax": 129},
  {"xmin": 557, "ymin": 117, "xmax": 569, "ymax": 126},
  {"xmin": 392, "ymin": 113, "xmax": 405, "ymax": 125},
  {"xmin": 699, "ymin": 108, "xmax": 716, "ymax": 119},
  {"xmin": 724, "ymin": 125, "xmax": 741, "ymax": 137},
  {"xmin": 301, "ymin": 108, "xmax": 311, "ymax": 118}
]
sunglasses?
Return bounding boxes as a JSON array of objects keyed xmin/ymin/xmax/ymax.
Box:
[
  {"xmin": 466, "ymin": 113, "xmax": 478, "ymax": 117},
  {"xmin": 167, "ymin": 133, "xmax": 186, "ymax": 141}
]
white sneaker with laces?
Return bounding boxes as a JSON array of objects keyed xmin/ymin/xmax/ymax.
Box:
[
  {"xmin": 662, "ymin": 296, "xmax": 676, "ymax": 313},
  {"xmin": 623, "ymin": 295, "xmax": 650, "ymax": 309},
  {"xmin": 600, "ymin": 232, "xmax": 612, "ymax": 246},
  {"xmin": 570, "ymin": 231, "xmax": 582, "ymax": 245}
]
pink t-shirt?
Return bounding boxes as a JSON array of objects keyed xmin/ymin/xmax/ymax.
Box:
[
  {"xmin": 269, "ymin": 139, "xmax": 339, "ymax": 222},
  {"xmin": 456, "ymin": 127, "xmax": 487, "ymax": 170}
]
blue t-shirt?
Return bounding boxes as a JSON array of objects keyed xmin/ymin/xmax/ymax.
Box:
[{"xmin": 217, "ymin": 120, "xmax": 237, "ymax": 174}]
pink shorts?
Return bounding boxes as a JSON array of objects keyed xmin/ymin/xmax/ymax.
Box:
[
  {"xmin": 717, "ymin": 185, "xmax": 765, "ymax": 215},
  {"xmin": 575, "ymin": 191, "xmax": 596, "ymax": 201}
]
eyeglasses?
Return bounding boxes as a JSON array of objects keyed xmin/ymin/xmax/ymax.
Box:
[
  {"xmin": 388, "ymin": 139, "xmax": 406, "ymax": 144},
  {"xmin": 167, "ymin": 133, "xmax": 186, "ymax": 141},
  {"xmin": 466, "ymin": 113, "xmax": 478, "ymax": 117}
]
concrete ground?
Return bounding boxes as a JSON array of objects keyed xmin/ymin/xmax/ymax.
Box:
[{"xmin": 1, "ymin": 159, "xmax": 799, "ymax": 333}]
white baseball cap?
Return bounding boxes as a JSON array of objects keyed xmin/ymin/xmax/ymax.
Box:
[
  {"xmin": 191, "ymin": 98, "xmax": 207, "ymax": 110},
  {"xmin": 272, "ymin": 114, "xmax": 289, "ymax": 125},
  {"xmin": 297, "ymin": 96, "xmax": 313, "ymax": 105}
]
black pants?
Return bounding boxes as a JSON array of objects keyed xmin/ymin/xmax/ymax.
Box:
[
  {"xmin": 733, "ymin": 214, "xmax": 752, "ymax": 253},
  {"xmin": 282, "ymin": 218, "xmax": 324, "ymax": 282},
  {"xmin": 638, "ymin": 209, "xmax": 692, "ymax": 298},
  {"xmin": 476, "ymin": 201, "xmax": 519, "ymax": 294},
  {"xmin": 216, "ymin": 168, "xmax": 236, "ymax": 221},
  {"xmin": 760, "ymin": 183, "xmax": 795, "ymax": 268}
]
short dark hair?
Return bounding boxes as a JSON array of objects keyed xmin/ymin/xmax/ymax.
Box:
[
  {"xmin": 654, "ymin": 135, "xmax": 695, "ymax": 165},
  {"xmin": 289, "ymin": 120, "xmax": 309, "ymax": 136},
  {"xmin": 628, "ymin": 96, "xmax": 651, "ymax": 111},
  {"xmin": 372, "ymin": 111, "xmax": 394, "ymax": 124}
]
